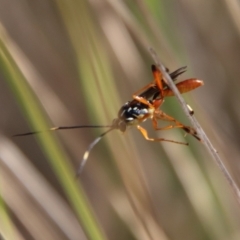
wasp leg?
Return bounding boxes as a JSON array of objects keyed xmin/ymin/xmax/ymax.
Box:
[
  {"xmin": 137, "ymin": 125, "xmax": 188, "ymax": 145},
  {"xmin": 132, "ymin": 82, "xmax": 156, "ymax": 97},
  {"xmin": 132, "ymin": 83, "xmax": 158, "ymax": 109},
  {"xmin": 153, "ymin": 110, "xmax": 201, "ymax": 141},
  {"xmin": 132, "ymin": 65, "xmax": 164, "ymax": 98},
  {"xmin": 132, "ymin": 88, "xmax": 164, "ymax": 110},
  {"xmin": 131, "ymin": 65, "xmax": 166, "ymax": 109},
  {"xmin": 151, "ymin": 65, "xmax": 164, "ymax": 97}
]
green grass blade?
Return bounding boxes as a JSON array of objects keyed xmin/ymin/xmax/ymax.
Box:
[{"xmin": 0, "ymin": 33, "xmax": 106, "ymax": 240}]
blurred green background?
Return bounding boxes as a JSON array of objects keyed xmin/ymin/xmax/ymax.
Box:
[{"xmin": 1, "ymin": 0, "xmax": 240, "ymax": 240}]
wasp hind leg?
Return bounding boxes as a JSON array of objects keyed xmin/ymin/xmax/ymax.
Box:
[{"xmin": 153, "ymin": 110, "xmax": 201, "ymax": 141}]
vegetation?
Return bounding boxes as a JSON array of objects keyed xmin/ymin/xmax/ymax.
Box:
[{"xmin": 1, "ymin": 1, "xmax": 240, "ymax": 239}]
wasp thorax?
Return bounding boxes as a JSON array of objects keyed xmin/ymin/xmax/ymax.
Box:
[{"xmin": 117, "ymin": 101, "xmax": 150, "ymax": 125}]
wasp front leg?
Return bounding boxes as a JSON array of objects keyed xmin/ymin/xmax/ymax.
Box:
[{"xmin": 137, "ymin": 125, "xmax": 188, "ymax": 145}]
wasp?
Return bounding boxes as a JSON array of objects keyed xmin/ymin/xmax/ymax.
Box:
[{"xmin": 14, "ymin": 65, "xmax": 203, "ymax": 175}]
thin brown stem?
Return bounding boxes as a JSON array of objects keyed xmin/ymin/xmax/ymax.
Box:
[{"xmin": 149, "ymin": 48, "xmax": 240, "ymax": 206}]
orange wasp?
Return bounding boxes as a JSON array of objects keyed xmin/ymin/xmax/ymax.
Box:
[{"xmin": 14, "ymin": 65, "xmax": 203, "ymax": 175}]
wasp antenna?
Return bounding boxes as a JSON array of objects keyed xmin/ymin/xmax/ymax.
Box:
[
  {"xmin": 13, "ymin": 125, "xmax": 112, "ymax": 137},
  {"xmin": 12, "ymin": 131, "xmax": 42, "ymax": 137},
  {"xmin": 49, "ymin": 125, "xmax": 112, "ymax": 131},
  {"xmin": 76, "ymin": 128, "xmax": 114, "ymax": 177}
]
